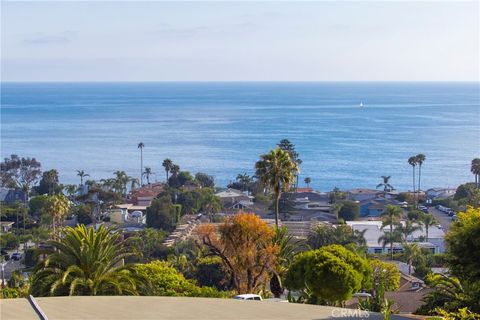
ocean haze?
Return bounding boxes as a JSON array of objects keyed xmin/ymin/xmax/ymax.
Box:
[{"xmin": 1, "ymin": 82, "xmax": 479, "ymax": 191}]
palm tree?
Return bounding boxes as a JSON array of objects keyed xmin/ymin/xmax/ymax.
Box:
[
  {"xmin": 277, "ymin": 139, "xmax": 302, "ymax": 191},
  {"xmin": 403, "ymin": 243, "xmax": 422, "ymax": 275},
  {"xmin": 170, "ymin": 164, "xmax": 180, "ymax": 177},
  {"xmin": 270, "ymin": 226, "xmax": 304, "ymax": 297},
  {"xmin": 416, "ymin": 154, "xmax": 426, "ymax": 192},
  {"xmin": 397, "ymin": 220, "xmax": 422, "ymax": 243},
  {"xmin": 64, "ymin": 184, "xmax": 77, "ymax": 199},
  {"xmin": 304, "ymin": 177, "xmax": 311, "ymax": 188},
  {"xmin": 137, "ymin": 142, "xmax": 145, "ymax": 185},
  {"xmin": 421, "ymin": 213, "xmax": 437, "ymax": 242},
  {"xmin": 129, "ymin": 177, "xmax": 140, "ymax": 191},
  {"xmin": 471, "ymin": 158, "xmax": 480, "ymax": 188},
  {"xmin": 76, "ymin": 170, "xmax": 90, "ymax": 186},
  {"xmin": 42, "ymin": 194, "xmax": 70, "ymax": 235},
  {"xmin": 408, "ymin": 156, "xmax": 417, "ymax": 207},
  {"xmin": 236, "ymin": 173, "xmax": 252, "ymax": 191},
  {"xmin": 162, "ymin": 159, "xmax": 173, "ymax": 181},
  {"xmin": 422, "ymin": 273, "xmax": 465, "ymax": 309},
  {"xmin": 378, "ymin": 231, "xmax": 402, "ymax": 260},
  {"xmin": 100, "ymin": 178, "xmax": 115, "ymax": 192},
  {"xmin": 114, "ymin": 171, "xmax": 129, "ymax": 196},
  {"xmin": 85, "ymin": 180, "xmax": 98, "ymax": 189},
  {"xmin": 255, "ymin": 148, "xmax": 298, "ymax": 228},
  {"xmin": 376, "ymin": 175, "xmax": 394, "ymax": 196},
  {"xmin": 380, "ymin": 205, "xmax": 402, "ymax": 260},
  {"xmin": 30, "ymin": 225, "xmax": 137, "ymax": 296},
  {"xmin": 202, "ymin": 194, "xmax": 223, "ymax": 222},
  {"xmin": 143, "ymin": 167, "xmax": 152, "ymax": 185}
]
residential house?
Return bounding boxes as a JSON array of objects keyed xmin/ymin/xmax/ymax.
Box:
[
  {"xmin": 359, "ymin": 198, "xmax": 402, "ymax": 217},
  {"xmin": 346, "ymin": 220, "xmax": 445, "ymax": 254},
  {"xmin": 296, "ymin": 187, "xmax": 313, "ymax": 193},
  {"xmin": 0, "ymin": 221, "xmax": 15, "ymax": 233},
  {"xmin": 108, "ymin": 203, "xmax": 148, "ymax": 225},
  {"xmin": 426, "ymin": 188, "xmax": 456, "ymax": 199},
  {"xmin": 0, "ymin": 187, "xmax": 26, "ymax": 205},
  {"xmin": 293, "ymin": 191, "xmax": 331, "ymax": 212},
  {"xmin": 215, "ymin": 188, "xmax": 253, "ymax": 210},
  {"xmin": 182, "ymin": 181, "xmax": 200, "ymax": 192},
  {"xmin": 384, "ymin": 272, "xmax": 430, "ymax": 313},
  {"xmin": 346, "ymin": 268, "xmax": 429, "ymax": 314},
  {"xmin": 346, "ymin": 189, "xmax": 381, "ymax": 202},
  {"xmin": 130, "ymin": 183, "xmax": 164, "ymax": 206}
]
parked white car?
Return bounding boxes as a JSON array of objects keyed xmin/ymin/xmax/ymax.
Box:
[{"xmin": 233, "ymin": 294, "xmax": 262, "ymax": 301}]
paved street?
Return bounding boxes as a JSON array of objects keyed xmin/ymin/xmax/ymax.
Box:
[{"xmin": 428, "ymin": 207, "xmax": 452, "ymax": 232}]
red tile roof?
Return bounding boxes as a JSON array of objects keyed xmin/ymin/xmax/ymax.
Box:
[
  {"xmin": 131, "ymin": 183, "xmax": 164, "ymax": 198},
  {"xmin": 296, "ymin": 188, "xmax": 314, "ymax": 193}
]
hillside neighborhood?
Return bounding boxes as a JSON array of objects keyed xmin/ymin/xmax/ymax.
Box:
[{"xmin": 1, "ymin": 159, "xmax": 474, "ymax": 315}]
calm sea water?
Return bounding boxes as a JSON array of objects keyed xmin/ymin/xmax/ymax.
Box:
[{"xmin": 1, "ymin": 82, "xmax": 479, "ymax": 191}]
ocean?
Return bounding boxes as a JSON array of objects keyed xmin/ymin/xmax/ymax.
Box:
[{"xmin": 1, "ymin": 82, "xmax": 479, "ymax": 191}]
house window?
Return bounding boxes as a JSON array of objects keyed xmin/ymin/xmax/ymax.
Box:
[{"xmin": 374, "ymin": 248, "xmax": 382, "ymax": 254}]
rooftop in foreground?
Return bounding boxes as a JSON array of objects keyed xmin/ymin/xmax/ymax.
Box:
[{"xmin": 0, "ymin": 296, "xmax": 413, "ymax": 320}]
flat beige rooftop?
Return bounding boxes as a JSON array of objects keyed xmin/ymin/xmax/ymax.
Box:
[{"xmin": 1, "ymin": 296, "xmax": 412, "ymax": 320}]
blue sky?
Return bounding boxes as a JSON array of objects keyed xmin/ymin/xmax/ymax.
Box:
[{"xmin": 1, "ymin": 1, "xmax": 479, "ymax": 81}]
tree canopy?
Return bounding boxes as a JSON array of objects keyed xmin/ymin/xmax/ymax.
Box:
[
  {"xmin": 338, "ymin": 200, "xmax": 360, "ymax": 221},
  {"xmin": 146, "ymin": 195, "xmax": 177, "ymax": 231},
  {"xmin": 196, "ymin": 212, "xmax": 279, "ymax": 294},
  {"xmin": 308, "ymin": 224, "xmax": 366, "ymax": 249},
  {"xmin": 133, "ymin": 260, "xmax": 226, "ymax": 297},
  {"xmin": 445, "ymin": 207, "xmax": 480, "ymax": 283},
  {"xmin": 285, "ymin": 245, "xmax": 371, "ymax": 305}
]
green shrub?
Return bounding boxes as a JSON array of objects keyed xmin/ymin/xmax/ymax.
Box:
[
  {"xmin": 285, "ymin": 245, "xmax": 371, "ymax": 304},
  {"xmin": 194, "ymin": 256, "xmax": 230, "ymax": 290},
  {"xmin": 133, "ymin": 260, "xmax": 229, "ymax": 298},
  {"xmin": 0, "ymin": 287, "xmax": 28, "ymax": 299}
]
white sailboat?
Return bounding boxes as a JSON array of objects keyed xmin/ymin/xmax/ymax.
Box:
[{"xmin": 359, "ymin": 102, "xmax": 364, "ymax": 107}]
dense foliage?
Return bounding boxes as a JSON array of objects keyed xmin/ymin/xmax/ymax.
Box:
[
  {"xmin": 308, "ymin": 224, "xmax": 366, "ymax": 249},
  {"xmin": 417, "ymin": 207, "xmax": 480, "ymax": 315},
  {"xmin": 285, "ymin": 245, "xmax": 371, "ymax": 305},
  {"xmin": 146, "ymin": 195, "xmax": 177, "ymax": 231},
  {"xmin": 133, "ymin": 260, "xmax": 227, "ymax": 297},
  {"xmin": 446, "ymin": 207, "xmax": 480, "ymax": 282},
  {"xmin": 197, "ymin": 212, "xmax": 279, "ymax": 293},
  {"xmin": 338, "ymin": 200, "xmax": 360, "ymax": 221}
]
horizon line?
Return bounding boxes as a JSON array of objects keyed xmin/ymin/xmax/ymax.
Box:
[{"xmin": 2, "ymin": 80, "xmax": 479, "ymax": 84}]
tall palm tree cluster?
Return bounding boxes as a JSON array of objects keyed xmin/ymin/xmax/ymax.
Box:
[
  {"xmin": 378, "ymin": 205, "xmax": 436, "ymax": 274},
  {"xmin": 99, "ymin": 170, "xmax": 136, "ymax": 196},
  {"xmin": 71, "ymin": 143, "xmax": 187, "ymax": 200},
  {"xmin": 471, "ymin": 158, "xmax": 480, "ymax": 188},
  {"xmin": 408, "ymin": 154, "xmax": 426, "ymax": 207},
  {"xmin": 159, "ymin": 158, "xmax": 181, "ymax": 183}
]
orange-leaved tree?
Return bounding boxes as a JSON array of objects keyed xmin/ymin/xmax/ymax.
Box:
[{"xmin": 196, "ymin": 212, "xmax": 279, "ymax": 294}]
